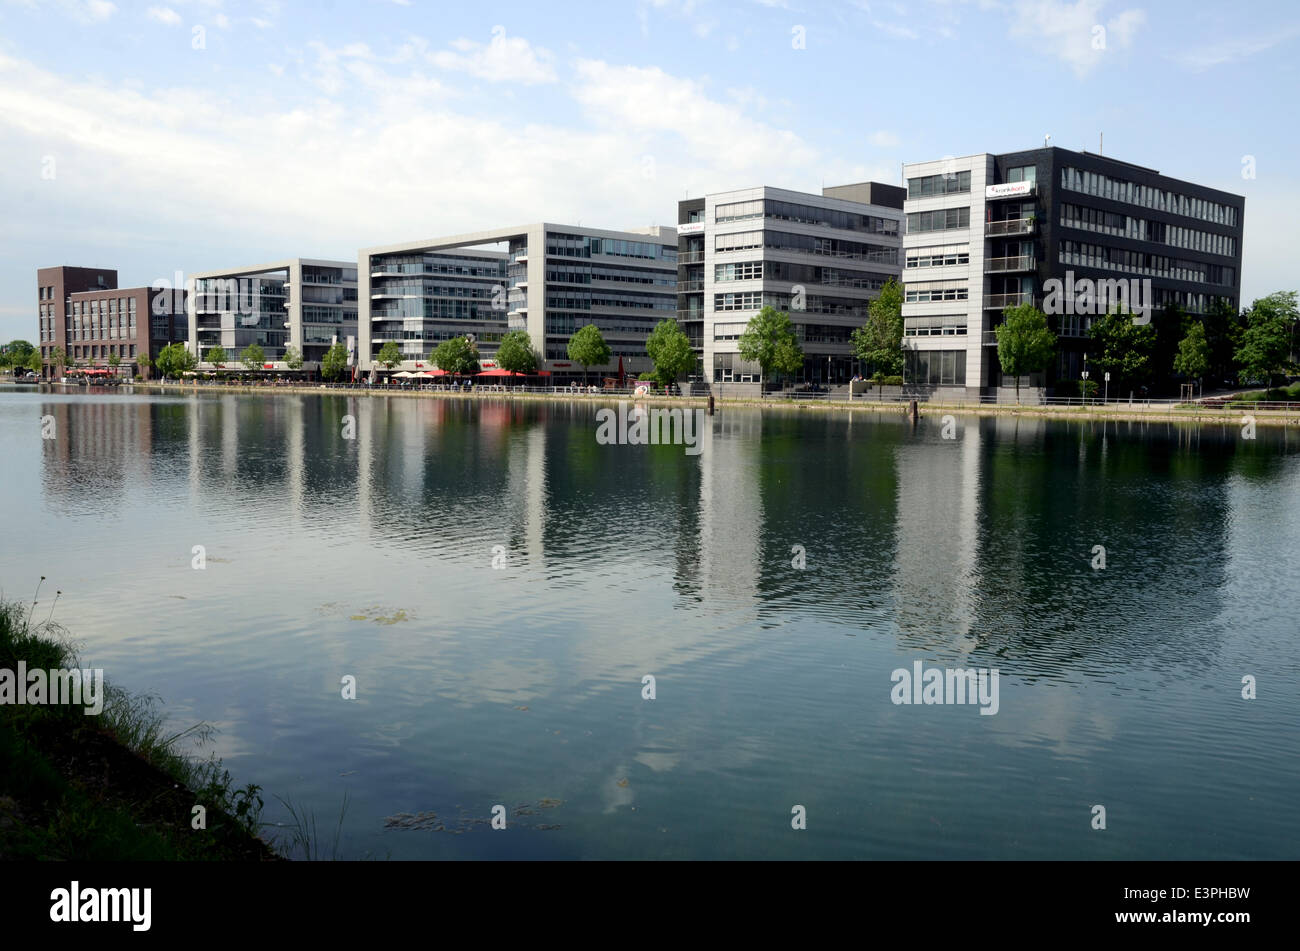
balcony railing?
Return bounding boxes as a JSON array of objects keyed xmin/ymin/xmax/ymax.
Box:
[
  {"xmin": 678, "ymin": 281, "xmax": 704, "ymax": 292},
  {"xmin": 677, "ymin": 310, "xmax": 704, "ymax": 322},
  {"xmin": 982, "ymin": 331, "xmax": 999, "ymax": 346},
  {"xmin": 985, "ymin": 255, "xmax": 1036, "ymax": 273},
  {"xmin": 985, "ymin": 218, "xmax": 1036, "ymax": 237},
  {"xmin": 984, "ymin": 292, "xmax": 1035, "ymax": 309},
  {"xmin": 677, "ymin": 251, "xmax": 705, "ymax": 264}
]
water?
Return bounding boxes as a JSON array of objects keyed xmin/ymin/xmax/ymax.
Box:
[{"xmin": 2, "ymin": 386, "xmax": 1297, "ymax": 859}]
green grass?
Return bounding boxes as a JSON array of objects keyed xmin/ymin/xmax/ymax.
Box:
[
  {"xmin": 0, "ymin": 588, "xmax": 278, "ymax": 860},
  {"xmin": 1230, "ymin": 382, "xmax": 1300, "ymax": 403}
]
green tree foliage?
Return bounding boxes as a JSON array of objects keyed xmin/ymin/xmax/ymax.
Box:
[
  {"xmin": 321, "ymin": 342, "xmax": 349, "ymax": 382},
  {"xmin": 567, "ymin": 324, "xmax": 611, "ymax": 383},
  {"xmin": 206, "ymin": 346, "xmax": 228, "ymax": 366},
  {"xmin": 494, "ymin": 330, "xmax": 538, "ymax": 377},
  {"xmin": 1173, "ymin": 321, "xmax": 1210, "ymax": 385},
  {"xmin": 995, "ymin": 304, "xmax": 1056, "ymax": 399},
  {"xmin": 155, "ymin": 343, "xmax": 196, "ymax": 379},
  {"xmin": 282, "ymin": 346, "xmax": 304, "ymax": 370},
  {"xmin": 49, "ymin": 347, "xmax": 67, "ymax": 372},
  {"xmin": 27, "ymin": 350, "xmax": 43, "ymax": 375},
  {"xmin": 0, "ymin": 340, "xmax": 35, "ymax": 368},
  {"xmin": 1201, "ymin": 298, "xmax": 1246, "ymax": 385},
  {"xmin": 432, "ymin": 336, "xmax": 481, "ymax": 376},
  {"xmin": 738, "ymin": 305, "xmax": 804, "ymax": 385},
  {"xmin": 376, "ymin": 341, "xmax": 403, "ymax": 371},
  {"xmin": 1235, "ymin": 291, "xmax": 1298, "ymax": 388},
  {"xmin": 850, "ymin": 278, "xmax": 904, "ymax": 379},
  {"xmin": 645, "ymin": 319, "xmax": 694, "ymax": 387},
  {"xmin": 241, "ymin": 343, "xmax": 266, "ymax": 371},
  {"xmin": 1087, "ymin": 309, "xmax": 1157, "ymax": 391}
]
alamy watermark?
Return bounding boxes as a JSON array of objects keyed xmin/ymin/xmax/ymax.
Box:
[
  {"xmin": 1043, "ymin": 270, "xmax": 1152, "ymax": 325},
  {"xmin": 0, "ymin": 662, "xmax": 104, "ymax": 715},
  {"xmin": 595, "ymin": 402, "xmax": 705, "ymax": 456},
  {"xmin": 891, "ymin": 661, "xmax": 999, "ymax": 715}
]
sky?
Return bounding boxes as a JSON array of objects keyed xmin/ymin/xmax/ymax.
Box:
[{"xmin": 1, "ymin": 0, "xmax": 1297, "ymax": 343}]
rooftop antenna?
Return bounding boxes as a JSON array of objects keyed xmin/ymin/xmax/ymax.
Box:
[
  {"xmin": 1044, "ymin": 133, "xmax": 1052, "ymax": 149},
  {"xmin": 1099, "ymin": 132, "xmax": 1103, "ymax": 155}
]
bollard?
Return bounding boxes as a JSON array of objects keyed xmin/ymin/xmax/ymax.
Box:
[
  {"xmin": 707, "ymin": 395, "xmax": 715, "ymax": 416},
  {"xmin": 909, "ymin": 399, "xmax": 918, "ymax": 421}
]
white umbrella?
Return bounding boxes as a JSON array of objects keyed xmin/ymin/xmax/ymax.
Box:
[{"xmin": 393, "ymin": 370, "xmax": 415, "ymax": 378}]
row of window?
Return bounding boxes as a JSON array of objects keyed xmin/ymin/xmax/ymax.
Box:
[
  {"xmin": 1060, "ymin": 204, "xmax": 1237, "ymax": 257},
  {"xmin": 905, "ymin": 284, "xmax": 969, "ymax": 303},
  {"xmin": 712, "ymin": 260, "xmax": 893, "ymax": 290},
  {"xmin": 714, "ymin": 198, "xmax": 900, "ymax": 235},
  {"xmin": 907, "ymin": 207, "xmax": 971, "ymax": 233},
  {"xmin": 906, "ymin": 247, "xmax": 970, "ymax": 268},
  {"xmin": 907, "ymin": 171, "xmax": 972, "ymax": 197},
  {"xmin": 546, "ymin": 266, "xmax": 674, "ymax": 286},
  {"xmin": 66, "ymin": 343, "xmax": 139, "ymax": 359},
  {"xmin": 1060, "ymin": 167, "xmax": 1239, "ymax": 226},
  {"xmin": 545, "ymin": 292, "xmax": 675, "ymax": 311},
  {"xmin": 904, "ymin": 316, "xmax": 968, "ymax": 336},
  {"xmin": 904, "ymin": 348, "xmax": 968, "ymax": 386},
  {"xmin": 1058, "ymin": 241, "xmax": 1236, "ymax": 286},
  {"xmin": 546, "ymin": 233, "xmax": 676, "ymax": 262},
  {"xmin": 372, "ymin": 256, "xmax": 506, "ymax": 279},
  {"xmin": 714, "ymin": 230, "xmax": 898, "ymax": 264},
  {"xmin": 543, "ymin": 314, "xmax": 660, "ymax": 337}
]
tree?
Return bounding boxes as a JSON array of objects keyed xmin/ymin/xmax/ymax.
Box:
[
  {"xmin": 206, "ymin": 346, "xmax": 227, "ymax": 367},
  {"xmin": 1, "ymin": 340, "xmax": 35, "ymax": 368},
  {"xmin": 282, "ymin": 345, "xmax": 304, "ymax": 370},
  {"xmin": 377, "ymin": 341, "xmax": 403, "ymax": 372},
  {"xmin": 567, "ymin": 324, "xmax": 611, "ymax": 384},
  {"xmin": 49, "ymin": 347, "xmax": 67, "ymax": 375},
  {"xmin": 1173, "ymin": 321, "xmax": 1210, "ymax": 391},
  {"xmin": 738, "ymin": 305, "xmax": 804, "ymax": 386},
  {"xmin": 850, "ymin": 278, "xmax": 904, "ymax": 379},
  {"xmin": 137, "ymin": 352, "xmax": 153, "ymax": 380},
  {"xmin": 1202, "ymin": 298, "xmax": 1246, "ymax": 386},
  {"xmin": 494, "ymin": 330, "xmax": 538, "ymax": 377},
  {"xmin": 155, "ymin": 343, "xmax": 196, "ymax": 380},
  {"xmin": 321, "ymin": 342, "xmax": 349, "ymax": 382},
  {"xmin": 995, "ymin": 303, "xmax": 1056, "ymax": 400},
  {"xmin": 27, "ymin": 350, "xmax": 43, "ymax": 375},
  {"xmin": 108, "ymin": 353, "xmax": 121, "ymax": 374},
  {"xmin": 1235, "ymin": 291, "xmax": 1298, "ymax": 389},
  {"xmin": 431, "ymin": 336, "xmax": 480, "ymax": 376},
  {"xmin": 645, "ymin": 319, "xmax": 694, "ymax": 388},
  {"xmin": 1087, "ymin": 309, "xmax": 1157, "ymax": 393},
  {"xmin": 241, "ymin": 343, "xmax": 266, "ymax": 372}
]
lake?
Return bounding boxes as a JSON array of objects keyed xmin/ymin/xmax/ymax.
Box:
[{"xmin": 2, "ymin": 386, "xmax": 1297, "ymax": 859}]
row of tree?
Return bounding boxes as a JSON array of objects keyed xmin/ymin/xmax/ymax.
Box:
[
  {"xmin": 996, "ymin": 290, "xmax": 1300, "ymax": 397},
  {"xmin": 366, "ymin": 320, "xmax": 697, "ymax": 387}
]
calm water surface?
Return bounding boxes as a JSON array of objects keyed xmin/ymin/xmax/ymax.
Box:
[{"xmin": 2, "ymin": 386, "xmax": 1297, "ymax": 859}]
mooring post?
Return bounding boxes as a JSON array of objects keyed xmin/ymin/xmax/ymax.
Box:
[
  {"xmin": 707, "ymin": 394, "xmax": 715, "ymax": 416},
  {"xmin": 909, "ymin": 399, "xmax": 918, "ymax": 422}
]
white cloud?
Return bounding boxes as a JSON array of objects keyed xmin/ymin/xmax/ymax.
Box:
[
  {"xmin": 869, "ymin": 130, "xmax": 900, "ymax": 147},
  {"xmin": 0, "ymin": 46, "xmax": 870, "ymax": 280},
  {"xmin": 1167, "ymin": 24, "xmax": 1300, "ymax": 71},
  {"xmin": 1009, "ymin": 0, "xmax": 1146, "ymax": 77},
  {"xmin": 429, "ymin": 31, "xmax": 557, "ymax": 85},
  {"xmin": 146, "ymin": 6, "xmax": 182, "ymax": 26}
]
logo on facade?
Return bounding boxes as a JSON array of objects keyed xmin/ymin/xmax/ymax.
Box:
[{"xmin": 1042, "ymin": 270, "xmax": 1152, "ymax": 325}]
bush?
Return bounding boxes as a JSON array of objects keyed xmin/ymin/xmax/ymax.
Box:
[
  {"xmin": 879, "ymin": 375, "xmax": 903, "ymax": 386},
  {"xmin": 637, "ymin": 372, "xmax": 655, "ymax": 381}
]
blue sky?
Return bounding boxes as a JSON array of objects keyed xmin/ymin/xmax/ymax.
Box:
[{"xmin": 1, "ymin": 0, "xmax": 1297, "ymax": 342}]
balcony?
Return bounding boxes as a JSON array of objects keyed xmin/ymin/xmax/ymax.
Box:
[
  {"xmin": 677, "ymin": 310, "xmax": 704, "ymax": 322},
  {"xmin": 984, "ymin": 292, "xmax": 1035, "ymax": 309},
  {"xmin": 678, "ymin": 281, "xmax": 703, "ymax": 292},
  {"xmin": 985, "ymin": 255, "xmax": 1036, "ymax": 273},
  {"xmin": 985, "ymin": 218, "xmax": 1035, "ymax": 238},
  {"xmin": 677, "ymin": 251, "xmax": 705, "ymax": 264},
  {"xmin": 982, "ymin": 331, "xmax": 999, "ymax": 346}
]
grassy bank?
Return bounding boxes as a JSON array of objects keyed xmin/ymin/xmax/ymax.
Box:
[{"xmin": 0, "ymin": 590, "xmax": 279, "ymax": 860}]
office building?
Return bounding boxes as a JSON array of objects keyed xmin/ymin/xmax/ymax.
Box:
[
  {"xmin": 900, "ymin": 147, "xmax": 1244, "ymax": 398},
  {"xmin": 359, "ymin": 224, "xmax": 678, "ymax": 379},
  {"xmin": 187, "ymin": 258, "xmax": 358, "ymax": 370},
  {"xmin": 35, "ymin": 266, "xmax": 187, "ymax": 380},
  {"xmin": 677, "ymin": 183, "xmax": 906, "ymax": 390}
]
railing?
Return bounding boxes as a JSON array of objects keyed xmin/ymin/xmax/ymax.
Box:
[
  {"xmin": 678, "ymin": 281, "xmax": 703, "ymax": 292},
  {"xmin": 677, "ymin": 251, "xmax": 705, "ymax": 264},
  {"xmin": 985, "ymin": 255, "xmax": 1036, "ymax": 273},
  {"xmin": 982, "ymin": 331, "xmax": 999, "ymax": 346},
  {"xmin": 985, "ymin": 218, "xmax": 1035, "ymax": 237},
  {"xmin": 677, "ymin": 310, "xmax": 704, "ymax": 321}
]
